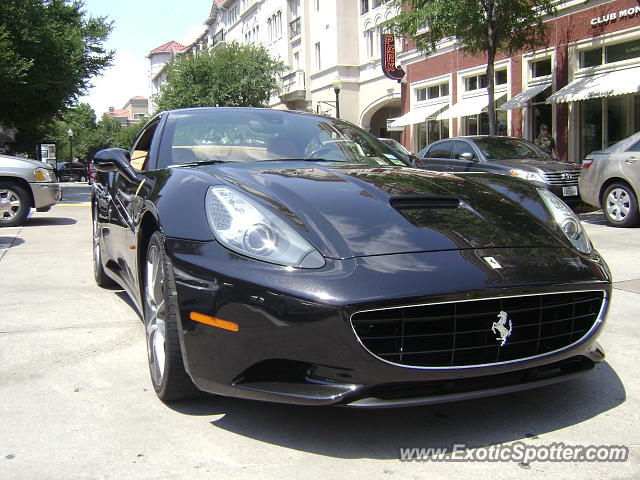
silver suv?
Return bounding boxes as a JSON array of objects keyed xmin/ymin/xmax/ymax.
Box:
[{"xmin": 0, "ymin": 154, "xmax": 61, "ymax": 227}]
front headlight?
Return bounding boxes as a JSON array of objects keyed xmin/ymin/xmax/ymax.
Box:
[
  {"xmin": 509, "ymin": 169, "xmax": 546, "ymax": 184},
  {"xmin": 538, "ymin": 188, "xmax": 591, "ymax": 254},
  {"xmin": 34, "ymin": 168, "xmax": 54, "ymax": 182},
  {"xmin": 205, "ymin": 186, "xmax": 325, "ymax": 269}
]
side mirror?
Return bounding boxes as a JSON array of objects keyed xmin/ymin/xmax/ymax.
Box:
[
  {"xmin": 93, "ymin": 148, "xmax": 140, "ymax": 183},
  {"xmin": 459, "ymin": 152, "xmax": 475, "ymax": 161}
]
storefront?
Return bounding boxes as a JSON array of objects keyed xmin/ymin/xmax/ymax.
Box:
[
  {"xmin": 549, "ymin": 31, "xmax": 640, "ymax": 160},
  {"xmin": 398, "ymin": 0, "xmax": 640, "ymax": 159}
]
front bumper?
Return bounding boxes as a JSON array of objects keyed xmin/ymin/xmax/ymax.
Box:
[
  {"xmin": 166, "ymin": 238, "xmax": 611, "ymax": 407},
  {"xmin": 29, "ymin": 182, "xmax": 61, "ymax": 209}
]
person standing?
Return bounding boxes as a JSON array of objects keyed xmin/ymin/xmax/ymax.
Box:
[{"xmin": 535, "ymin": 124, "xmax": 558, "ymax": 158}]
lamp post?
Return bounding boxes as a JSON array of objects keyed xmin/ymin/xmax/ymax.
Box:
[
  {"xmin": 67, "ymin": 128, "xmax": 73, "ymax": 162},
  {"xmin": 332, "ymin": 76, "xmax": 342, "ymax": 119}
]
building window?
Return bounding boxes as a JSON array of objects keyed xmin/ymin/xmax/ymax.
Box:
[
  {"xmin": 361, "ymin": 0, "xmax": 369, "ymax": 14},
  {"xmin": 416, "ymin": 123, "xmax": 427, "ymax": 152},
  {"xmin": 427, "ymin": 119, "xmax": 450, "ymax": 145},
  {"xmin": 531, "ymin": 58, "xmax": 552, "ymax": 78},
  {"xmin": 289, "ymin": 0, "xmax": 299, "ymax": 17},
  {"xmin": 293, "ymin": 51, "xmax": 300, "ymax": 70},
  {"xmin": 464, "ymin": 110, "xmax": 507, "ymax": 135},
  {"xmin": 464, "ymin": 69, "xmax": 507, "ymax": 91},
  {"xmin": 580, "ymin": 38, "xmax": 640, "ymax": 68},
  {"xmin": 365, "ymin": 28, "xmax": 375, "ymax": 58},
  {"xmin": 315, "ymin": 42, "xmax": 321, "ymax": 70},
  {"xmin": 228, "ymin": 3, "xmax": 239, "ymax": 24},
  {"xmin": 416, "ymin": 82, "xmax": 449, "ymax": 102},
  {"xmin": 579, "ymin": 95, "xmax": 638, "ymax": 158},
  {"xmin": 267, "ymin": 11, "xmax": 283, "ymax": 43}
]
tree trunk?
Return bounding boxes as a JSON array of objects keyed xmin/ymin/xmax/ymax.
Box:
[
  {"xmin": 486, "ymin": 48, "xmax": 497, "ymax": 136},
  {"xmin": 485, "ymin": 0, "xmax": 497, "ymax": 136}
]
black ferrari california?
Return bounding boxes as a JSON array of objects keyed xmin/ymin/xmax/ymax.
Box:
[{"xmin": 91, "ymin": 107, "xmax": 611, "ymax": 407}]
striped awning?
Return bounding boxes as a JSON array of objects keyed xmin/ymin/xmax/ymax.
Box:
[
  {"xmin": 547, "ymin": 67, "xmax": 640, "ymax": 103},
  {"xmin": 500, "ymin": 83, "xmax": 551, "ymax": 110},
  {"xmin": 389, "ymin": 103, "xmax": 447, "ymax": 127}
]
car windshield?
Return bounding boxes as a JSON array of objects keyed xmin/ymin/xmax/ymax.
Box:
[
  {"xmin": 380, "ymin": 138, "xmax": 411, "ymax": 155},
  {"xmin": 157, "ymin": 109, "xmax": 409, "ymax": 168},
  {"xmin": 472, "ymin": 137, "xmax": 551, "ymax": 160}
]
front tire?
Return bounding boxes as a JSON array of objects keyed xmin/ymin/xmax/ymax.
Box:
[
  {"xmin": 602, "ymin": 183, "xmax": 640, "ymax": 227},
  {"xmin": 0, "ymin": 181, "xmax": 31, "ymax": 227},
  {"xmin": 144, "ymin": 231, "xmax": 200, "ymax": 401}
]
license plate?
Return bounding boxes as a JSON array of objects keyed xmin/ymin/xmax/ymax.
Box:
[{"xmin": 563, "ymin": 186, "xmax": 578, "ymax": 196}]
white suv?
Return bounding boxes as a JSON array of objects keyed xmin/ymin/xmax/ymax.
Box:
[{"xmin": 0, "ymin": 154, "xmax": 61, "ymax": 227}]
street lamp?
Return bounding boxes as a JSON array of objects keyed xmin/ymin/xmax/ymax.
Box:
[
  {"xmin": 67, "ymin": 128, "xmax": 73, "ymax": 162},
  {"xmin": 332, "ymin": 76, "xmax": 342, "ymax": 119}
]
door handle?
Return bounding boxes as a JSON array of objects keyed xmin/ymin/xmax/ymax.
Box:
[
  {"xmin": 625, "ymin": 158, "xmax": 638, "ymax": 164},
  {"xmin": 447, "ymin": 166, "xmax": 454, "ymax": 171}
]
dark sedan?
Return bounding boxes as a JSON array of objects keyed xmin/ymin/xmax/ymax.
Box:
[
  {"xmin": 91, "ymin": 108, "xmax": 611, "ymax": 407},
  {"xmin": 417, "ymin": 136, "xmax": 582, "ymax": 205}
]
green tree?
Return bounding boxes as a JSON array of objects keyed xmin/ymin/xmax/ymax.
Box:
[
  {"xmin": 155, "ymin": 42, "xmax": 286, "ymax": 111},
  {"xmin": 384, "ymin": 0, "xmax": 556, "ymax": 135},
  {"xmin": 0, "ymin": 0, "xmax": 113, "ymax": 129}
]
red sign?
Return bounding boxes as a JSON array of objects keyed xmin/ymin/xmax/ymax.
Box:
[{"xmin": 381, "ymin": 34, "xmax": 406, "ymax": 82}]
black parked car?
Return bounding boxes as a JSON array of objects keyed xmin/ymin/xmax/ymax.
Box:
[
  {"xmin": 56, "ymin": 162, "xmax": 88, "ymax": 182},
  {"xmin": 92, "ymin": 108, "xmax": 610, "ymax": 407},
  {"xmin": 417, "ymin": 136, "xmax": 582, "ymax": 204}
]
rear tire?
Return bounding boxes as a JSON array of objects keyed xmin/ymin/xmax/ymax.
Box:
[
  {"xmin": 602, "ymin": 183, "xmax": 640, "ymax": 227},
  {"xmin": 0, "ymin": 181, "xmax": 31, "ymax": 227},
  {"xmin": 144, "ymin": 231, "xmax": 201, "ymax": 401}
]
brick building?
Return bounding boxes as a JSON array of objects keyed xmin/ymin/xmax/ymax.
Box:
[{"xmin": 396, "ymin": 0, "xmax": 640, "ymax": 161}]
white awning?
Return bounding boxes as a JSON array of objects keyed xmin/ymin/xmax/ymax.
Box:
[
  {"xmin": 436, "ymin": 93, "xmax": 506, "ymax": 120},
  {"xmin": 547, "ymin": 67, "xmax": 640, "ymax": 104},
  {"xmin": 500, "ymin": 83, "xmax": 551, "ymax": 110},
  {"xmin": 389, "ymin": 103, "xmax": 446, "ymax": 127}
]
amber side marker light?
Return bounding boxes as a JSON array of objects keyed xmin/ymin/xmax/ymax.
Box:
[{"xmin": 190, "ymin": 312, "xmax": 239, "ymax": 332}]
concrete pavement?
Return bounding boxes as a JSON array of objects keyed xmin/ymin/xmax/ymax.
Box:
[{"xmin": 0, "ymin": 204, "xmax": 639, "ymax": 479}]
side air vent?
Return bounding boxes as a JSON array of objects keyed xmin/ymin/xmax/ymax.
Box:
[{"xmin": 390, "ymin": 196, "xmax": 461, "ymax": 211}]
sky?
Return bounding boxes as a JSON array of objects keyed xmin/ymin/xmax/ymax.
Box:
[{"xmin": 78, "ymin": 0, "xmax": 212, "ymax": 116}]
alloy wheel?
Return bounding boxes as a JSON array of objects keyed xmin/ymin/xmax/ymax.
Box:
[
  {"xmin": 0, "ymin": 189, "xmax": 21, "ymax": 221},
  {"xmin": 146, "ymin": 244, "xmax": 167, "ymax": 387}
]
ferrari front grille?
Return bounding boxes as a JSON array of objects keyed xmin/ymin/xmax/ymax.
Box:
[{"xmin": 351, "ymin": 291, "xmax": 605, "ymax": 368}]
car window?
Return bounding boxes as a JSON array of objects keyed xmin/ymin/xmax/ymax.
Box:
[
  {"xmin": 472, "ymin": 137, "xmax": 549, "ymax": 160},
  {"xmin": 628, "ymin": 140, "xmax": 640, "ymax": 152},
  {"xmin": 156, "ymin": 109, "xmax": 408, "ymax": 169},
  {"xmin": 425, "ymin": 141, "xmax": 452, "ymax": 159},
  {"xmin": 130, "ymin": 120, "xmax": 160, "ymax": 171},
  {"xmin": 452, "ymin": 141, "xmax": 475, "ymax": 160}
]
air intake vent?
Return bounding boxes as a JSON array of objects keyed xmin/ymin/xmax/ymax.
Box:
[{"xmin": 390, "ymin": 196, "xmax": 460, "ymax": 211}]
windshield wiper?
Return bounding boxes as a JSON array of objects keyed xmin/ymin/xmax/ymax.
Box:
[{"xmin": 177, "ymin": 160, "xmax": 228, "ymax": 166}]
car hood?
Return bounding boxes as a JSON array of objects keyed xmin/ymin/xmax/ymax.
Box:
[
  {"xmin": 487, "ymin": 158, "xmax": 580, "ymax": 173},
  {"xmin": 0, "ymin": 154, "xmax": 53, "ymax": 170},
  {"xmin": 193, "ymin": 163, "xmax": 561, "ymax": 259}
]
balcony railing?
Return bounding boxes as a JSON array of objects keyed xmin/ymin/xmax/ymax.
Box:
[
  {"xmin": 281, "ymin": 70, "xmax": 305, "ymax": 96},
  {"xmin": 212, "ymin": 30, "xmax": 225, "ymax": 47},
  {"xmin": 289, "ymin": 17, "xmax": 301, "ymax": 39}
]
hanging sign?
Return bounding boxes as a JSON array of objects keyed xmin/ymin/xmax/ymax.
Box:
[{"xmin": 381, "ymin": 34, "xmax": 406, "ymax": 82}]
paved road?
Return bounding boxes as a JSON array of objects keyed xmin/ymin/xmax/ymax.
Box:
[
  {"xmin": 59, "ymin": 182, "xmax": 91, "ymax": 204},
  {"xmin": 0, "ymin": 205, "xmax": 639, "ymax": 479}
]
